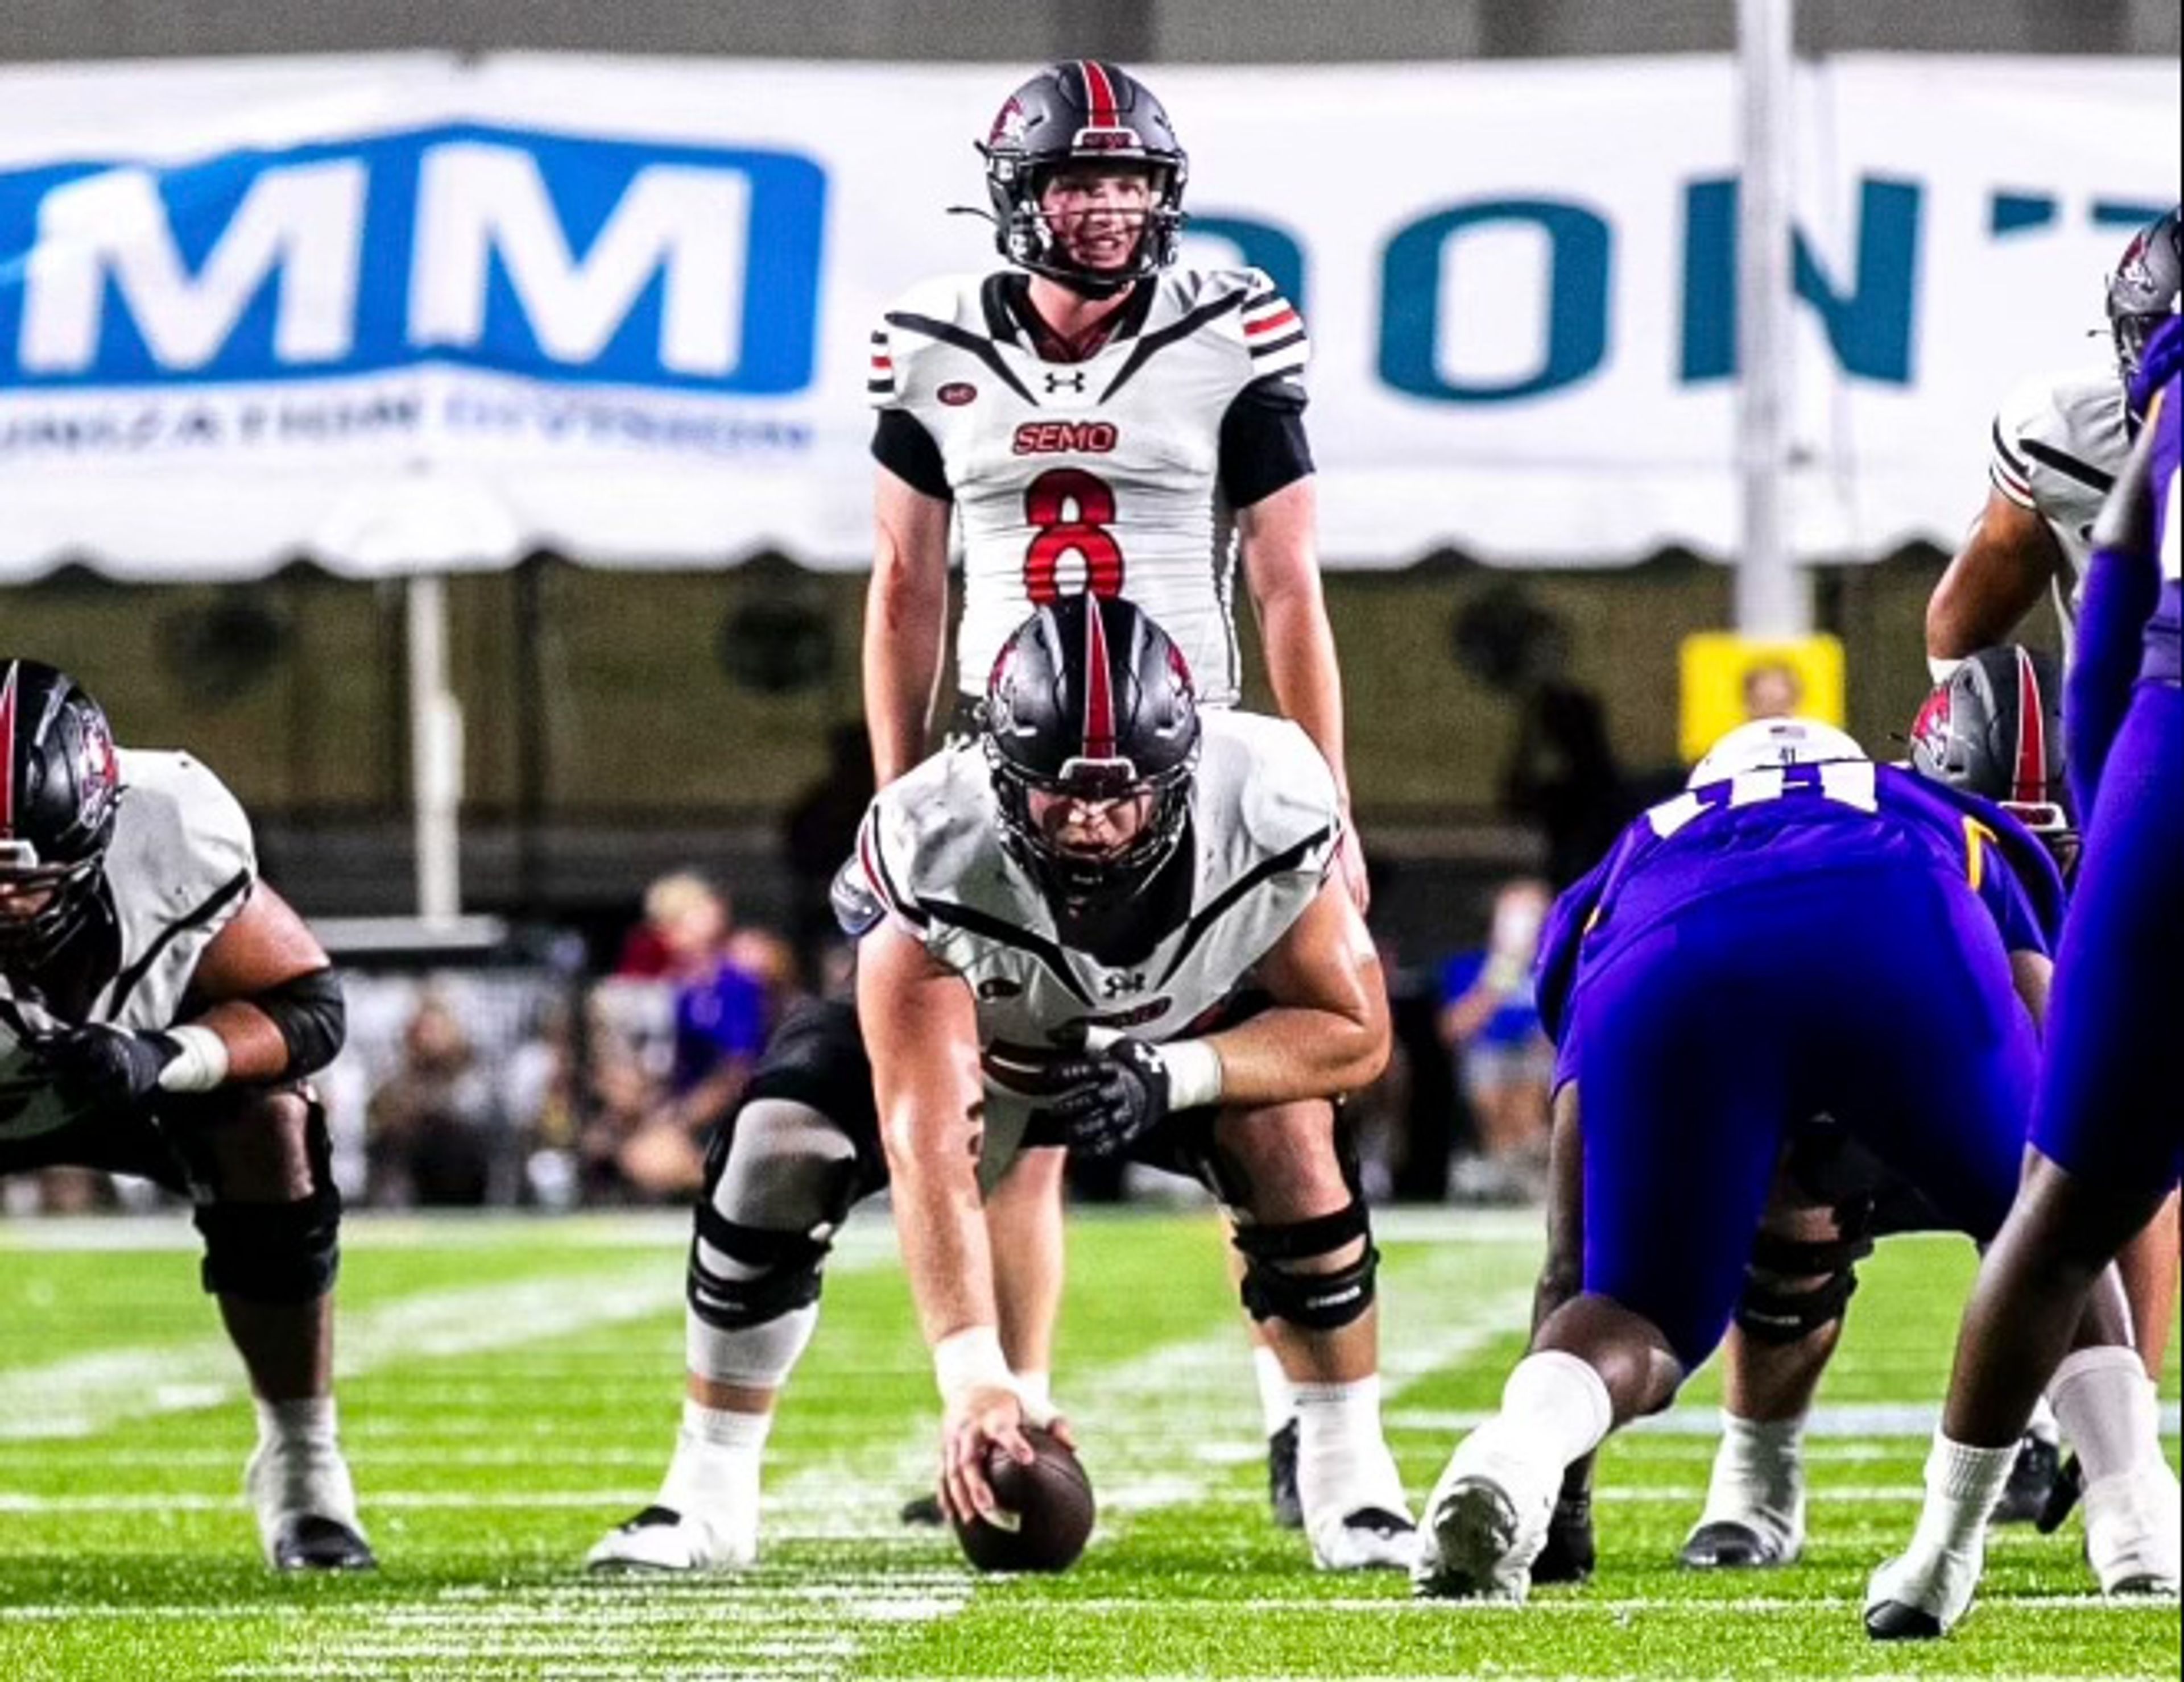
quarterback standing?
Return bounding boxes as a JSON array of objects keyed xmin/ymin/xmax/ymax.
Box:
[
  {"xmin": 862, "ymin": 60, "xmax": 1362, "ymax": 1521},
  {"xmin": 0, "ymin": 660, "xmax": 370, "ymax": 1571}
]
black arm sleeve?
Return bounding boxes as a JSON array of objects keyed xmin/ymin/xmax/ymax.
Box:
[
  {"xmin": 870, "ymin": 408, "xmax": 954, "ymax": 502},
  {"xmin": 253, "ymin": 967, "xmax": 346, "ymax": 1078},
  {"xmin": 1218, "ymin": 374, "xmax": 1315, "ymax": 508}
]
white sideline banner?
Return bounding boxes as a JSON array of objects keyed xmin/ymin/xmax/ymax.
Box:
[{"xmin": 0, "ymin": 52, "xmax": 2173, "ymax": 577}]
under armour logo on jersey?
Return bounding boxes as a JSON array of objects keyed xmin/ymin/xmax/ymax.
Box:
[{"xmin": 1044, "ymin": 371, "xmax": 1089, "ymax": 394}]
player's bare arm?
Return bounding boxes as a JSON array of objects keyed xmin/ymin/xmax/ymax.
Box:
[
  {"xmin": 864, "ymin": 466, "xmax": 955, "ymax": 786},
  {"xmin": 1926, "ymin": 488, "xmax": 2066, "ymax": 665},
  {"xmin": 858, "ymin": 919, "xmax": 1038, "ymax": 1519},
  {"xmin": 1203, "ymin": 879, "xmax": 1391, "ymax": 1107},
  {"xmin": 1239, "ymin": 478, "xmax": 1368, "ymax": 910},
  {"xmin": 179, "ymin": 882, "xmax": 337, "ymax": 1084}
]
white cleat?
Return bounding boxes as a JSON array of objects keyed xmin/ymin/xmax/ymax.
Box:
[
  {"xmin": 245, "ymin": 1438, "xmax": 374, "ymax": 1571},
  {"xmin": 585, "ymin": 1504, "xmax": 756, "ymax": 1573},
  {"xmin": 1310, "ymin": 1505, "xmax": 1419, "ymax": 1572},
  {"xmin": 1864, "ymin": 1540, "xmax": 1984, "ymax": 1640},
  {"xmin": 2082, "ymin": 1468, "xmax": 2183, "ymax": 1598},
  {"xmin": 1413, "ymin": 1439, "xmax": 1553, "ymax": 1602}
]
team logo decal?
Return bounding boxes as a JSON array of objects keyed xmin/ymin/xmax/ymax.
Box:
[
  {"xmin": 989, "ymin": 96, "xmax": 1028, "ymax": 150},
  {"xmin": 938, "ymin": 382, "xmax": 978, "ymax": 407}
]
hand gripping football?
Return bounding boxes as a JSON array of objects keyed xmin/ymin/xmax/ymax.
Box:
[{"xmin": 950, "ymin": 1425, "xmax": 1095, "ymax": 1572}]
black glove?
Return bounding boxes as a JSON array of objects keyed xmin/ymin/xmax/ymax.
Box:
[
  {"xmin": 1028, "ymin": 1037, "xmax": 1171, "ymax": 1159},
  {"xmin": 30, "ymin": 1025, "xmax": 180, "ymax": 1115}
]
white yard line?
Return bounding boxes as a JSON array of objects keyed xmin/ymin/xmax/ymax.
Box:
[
  {"xmin": 0, "ymin": 1228, "xmax": 899, "ymax": 1443},
  {"xmin": 1389, "ymin": 1400, "xmax": 2184, "ymax": 1437}
]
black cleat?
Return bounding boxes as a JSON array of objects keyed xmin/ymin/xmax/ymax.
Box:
[
  {"xmin": 1268, "ymin": 1419, "xmax": 1304, "ymax": 1531},
  {"xmin": 1994, "ymin": 1434, "xmax": 2062, "ymax": 1526},
  {"xmin": 1680, "ymin": 1519, "xmax": 1792, "ymax": 1570},
  {"xmin": 1532, "ymin": 1489, "xmax": 1596, "ymax": 1585},
  {"xmin": 270, "ymin": 1514, "xmax": 377, "ymax": 1572},
  {"xmin": 1864, "ymin": 1600, "xmax": 1943, "ymax": 1642},
  {"xmin": 2034, "ymin": 1451, "xmax": 2084, "ymax": 1535},
  {"xmin": 898, "ymin": 1492, "xmax": 944, "ymax": 1527}
]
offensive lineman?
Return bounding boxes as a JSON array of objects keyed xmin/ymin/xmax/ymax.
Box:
[
  {"xmin": 864, "ymin": 59, "xmax": 1361, "ymax": 1524},
  {"xmin": 1925, "ymin": 204, "xmax": 2181, "ymax": 1386},
  {"xmin": 1866, "ymin": 317, "xmax": 2184, "ymax": 1640},
  {"xmin": 1412, "ymin": 718, "xmax": 2171, "ymax": 1604},
  {"xmin": 589, "ymin": 596, "xmax": 1415, "ymax": 1573},
  {"xmin": 0, "ymin": 661, "xmax": 369, "ymax": 1571}
]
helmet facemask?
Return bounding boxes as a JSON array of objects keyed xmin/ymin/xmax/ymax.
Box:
[
  {"xmin": 982, "ymin": 594, "xmax": 1201, "ymax": 914},
  {"xmin": 980, "ymin": 61, "xmax": 1189, "ymax": 299},
  {"xmin": 0, "ymin": 662, "xmax": 122, "ymax": 970}
]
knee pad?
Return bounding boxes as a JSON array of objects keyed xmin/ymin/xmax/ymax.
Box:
[
  {"xmin": 192, "ymin": 1103, "xmax": 341, "ymax": 1304},
  {"xmin": 686, "ymin": 1204, "xmax": 833, "ymax": 1332},
  {"xmin": 1731, "ymin": 1228, "xmax": 1873, "ymax": 1345},
  {"xmin": 1232, "ymin": 1202, "xmax": 1379, "ymax": 1331}
]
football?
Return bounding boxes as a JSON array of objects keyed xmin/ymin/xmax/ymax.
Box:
[{"xmin": 949, "ymin": 1426, "xmax": 1096, "ymax": 1572}]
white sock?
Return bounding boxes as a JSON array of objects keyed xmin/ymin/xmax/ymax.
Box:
[
  {"xmin": 2049, "ymin": 1346, "xmax": 2161, "ymax": 1485},
  {"xmin": 1293, "ymin": 1374, "xmax": 1404, "ymax": 1517},
  {"xmin": 1697, "ymin": 1411, "xmax": 1805, "ymax": 1540},
  {"xmin": 254, "ymin": 1395, "xmax": 337, "ymax": 1455},
  {"xmin": 1254, "ymin": 1346, "xmax": 1297, "ymax": 1438},
  {"xmin": 2025, "ymin": 1394, "xmax": 2061, "ymax": 1447},
  {"xmin": 658, "ymin": 1399, "xmax": 770, "ymax": 1521},
  {"xmin": 1500, "ymin": 1352, "xmax": 1614, "ymax": 1468},
  {"xmin": 1909, "ymin": 1435, "xmax": 2016, "ymax": 1557}
]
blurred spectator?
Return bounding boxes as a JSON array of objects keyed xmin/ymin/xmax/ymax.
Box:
[
  {"xmin": 1742, "ymin": 658, "xmax": 1805, "ymax": 720},
  {"xmin": 366, "ymin": 992, "xmax": 499, "ymax": 1207},
  {"xmin": 1347, "ymin": 936, "xmax": 1418, "ymax": 1204},
  {"xmin": 1501, "ymin": 678, "xmax": 1630, "ymax": 888},
  {"xmin": 615, "ymin": 869, "xmax": 730, "ymax": 980},
  {"xmin": 781, "ymin": 721, "xmax": 876, "ymax": 977},
  {"xmin": 725, "ymin": 925, "xmax": 806, "ymax": 1029},
  {"xmin": 1437, "ymin": 879, "xmax": 1556, "ymax": 1205}
]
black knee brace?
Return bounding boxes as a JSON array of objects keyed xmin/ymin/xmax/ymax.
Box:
[
  {"xmin": 686, "ymin": 1203, "xmax": 833, "ymax": 1331},
  {"xmin": 192, "ymin": 1106, "xmax": 341, "ymax": 1304},
  {"xmin": 1232, "ymin": 1202, "xmax": 1379, "ymax": 1330},
  {"xmin": 1731, "ymin": 1228, "xmax": 1874, "ymax": 1345}
]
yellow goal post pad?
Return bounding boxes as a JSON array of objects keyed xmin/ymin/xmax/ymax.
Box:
[{"xmin": 1678, "ymin": 632, "xmax": 1847, "ymax": 764}]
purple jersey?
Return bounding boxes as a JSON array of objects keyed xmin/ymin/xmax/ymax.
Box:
[
  {"xmin": 1537, "ymin": 761, "xmax": 2063, "ymax": 1043},
  {"xmin": 2146, "ymin": 376, "xmax": 2181, "ymax": 682}
]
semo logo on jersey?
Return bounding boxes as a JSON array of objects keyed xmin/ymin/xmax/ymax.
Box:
[{"xmin": 1013, "ymin": 420, "xmax": 1118, "ymax": 455}]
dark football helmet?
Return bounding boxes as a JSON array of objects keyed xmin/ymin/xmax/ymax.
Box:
[
  {"xmin": 2107, "ymin": 205, "xmax": 2181, "ymax": 407},
  {"xmin": 983, "ymin": 595, "xmax": 1199, "ymax": 908},
  {"xmin": 979, "ymin": 60, "xmax": 1187, "ymax": 296},
  {"xmin": 1909, "ymin": 644, "xmax": 2074, "ymax": 865},
  {"xmin": 0, "ymin": 660, "xmax": 123, "ymax": 965}
]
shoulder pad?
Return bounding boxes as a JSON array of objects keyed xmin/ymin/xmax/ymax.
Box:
[
  {"xmin": 870, "ymin": 274, "xmax": 987, "ymax": 410},
  {"xmin": 110, "ymin": 749, "xmax": 257, "ymax": 926},
  {"xmin": 1989, "ymin": 366, "xmax": 2128, "ymax": 508},
  {"xmin": 860, "ymin": 747, "xmax": 997, "ymax": 930},
  {"xmin": 1199, "ymin": 711, "xmax": 1341, "ymax": 865}
]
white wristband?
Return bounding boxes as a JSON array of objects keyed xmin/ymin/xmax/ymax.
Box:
[
  {"xmin": 1926, "ymin": 654, "xmax": 1965, "ymax": 686},
  {"xmin": 156, "ymin": 1025, "xmax": 231, "ymax": 1094},
  {"xmin": 933, "ymin": 1325, "xmax": 1014, "ymax": 1408},
  {"xmin": 1159, "ymin": 1038, "xmax": 1224, "ymax": 1113}
]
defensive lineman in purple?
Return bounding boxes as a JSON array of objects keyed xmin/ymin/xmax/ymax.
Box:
[
  {"xmin": 1867, "ymin": 316, "xmax": 2184, "ymax": 1640},
  {"xmin": 1410, "ymin": 716, "xmax": 2118, "ymax": 1604}
]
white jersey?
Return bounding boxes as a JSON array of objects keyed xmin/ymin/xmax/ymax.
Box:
[
  {"xmin": 870, "ymin": 267, "xmax": 1310, "ymax": 709},
  {"xmin": 0, "ymin": 751, "xmax": 257, "ymax": 1145},
  {"xmin": 1987, "ymin": 363, "xmax": 2132, "ymax": 640},
  {"xmin": 854, "ymin": 710, "xmax": 1339, "ymax": 1169}
]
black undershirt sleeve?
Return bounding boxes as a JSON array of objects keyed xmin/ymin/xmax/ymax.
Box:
[
  {"xmin": 1218, "ymin": 374, "xmax": 1315, "ymax": 508},
  {"xmin": 870, "ymin": 408, "xmax": 954, "ymax": 502}
]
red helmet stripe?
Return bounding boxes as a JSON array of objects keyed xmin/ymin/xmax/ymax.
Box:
[
  {"xmin": 1078, "ymin": 60, "xmax": 1119, "ymax": 127},
  {"xmin": 2013, "ymin": 646, "xmax": 2046, "ymax": 804},
  {"xmin": 1081, "ymin": 600, "xmax": 1116, "ymax": 760},
  {"xmin": 0, "ymin": 662, "xmax": 16, "ymax": 839}
]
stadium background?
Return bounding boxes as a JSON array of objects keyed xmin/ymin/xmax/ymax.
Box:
[{"xmin": 0, "ymin": 4, "xmax": 2177, "ymax": 1213}]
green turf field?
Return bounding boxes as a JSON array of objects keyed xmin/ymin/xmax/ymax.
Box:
[{"xmin": 0, "ymin": 1208, "xmax": 2175, "ymax": 1680}]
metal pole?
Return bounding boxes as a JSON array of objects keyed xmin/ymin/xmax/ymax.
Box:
[
  {"xmin": 406, "ymin": 572, "xmax": 464, "ymax": 923},
  {"xmin": 1735, "ymin": 0, "xmax": 1808, "ymax": 637}
]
